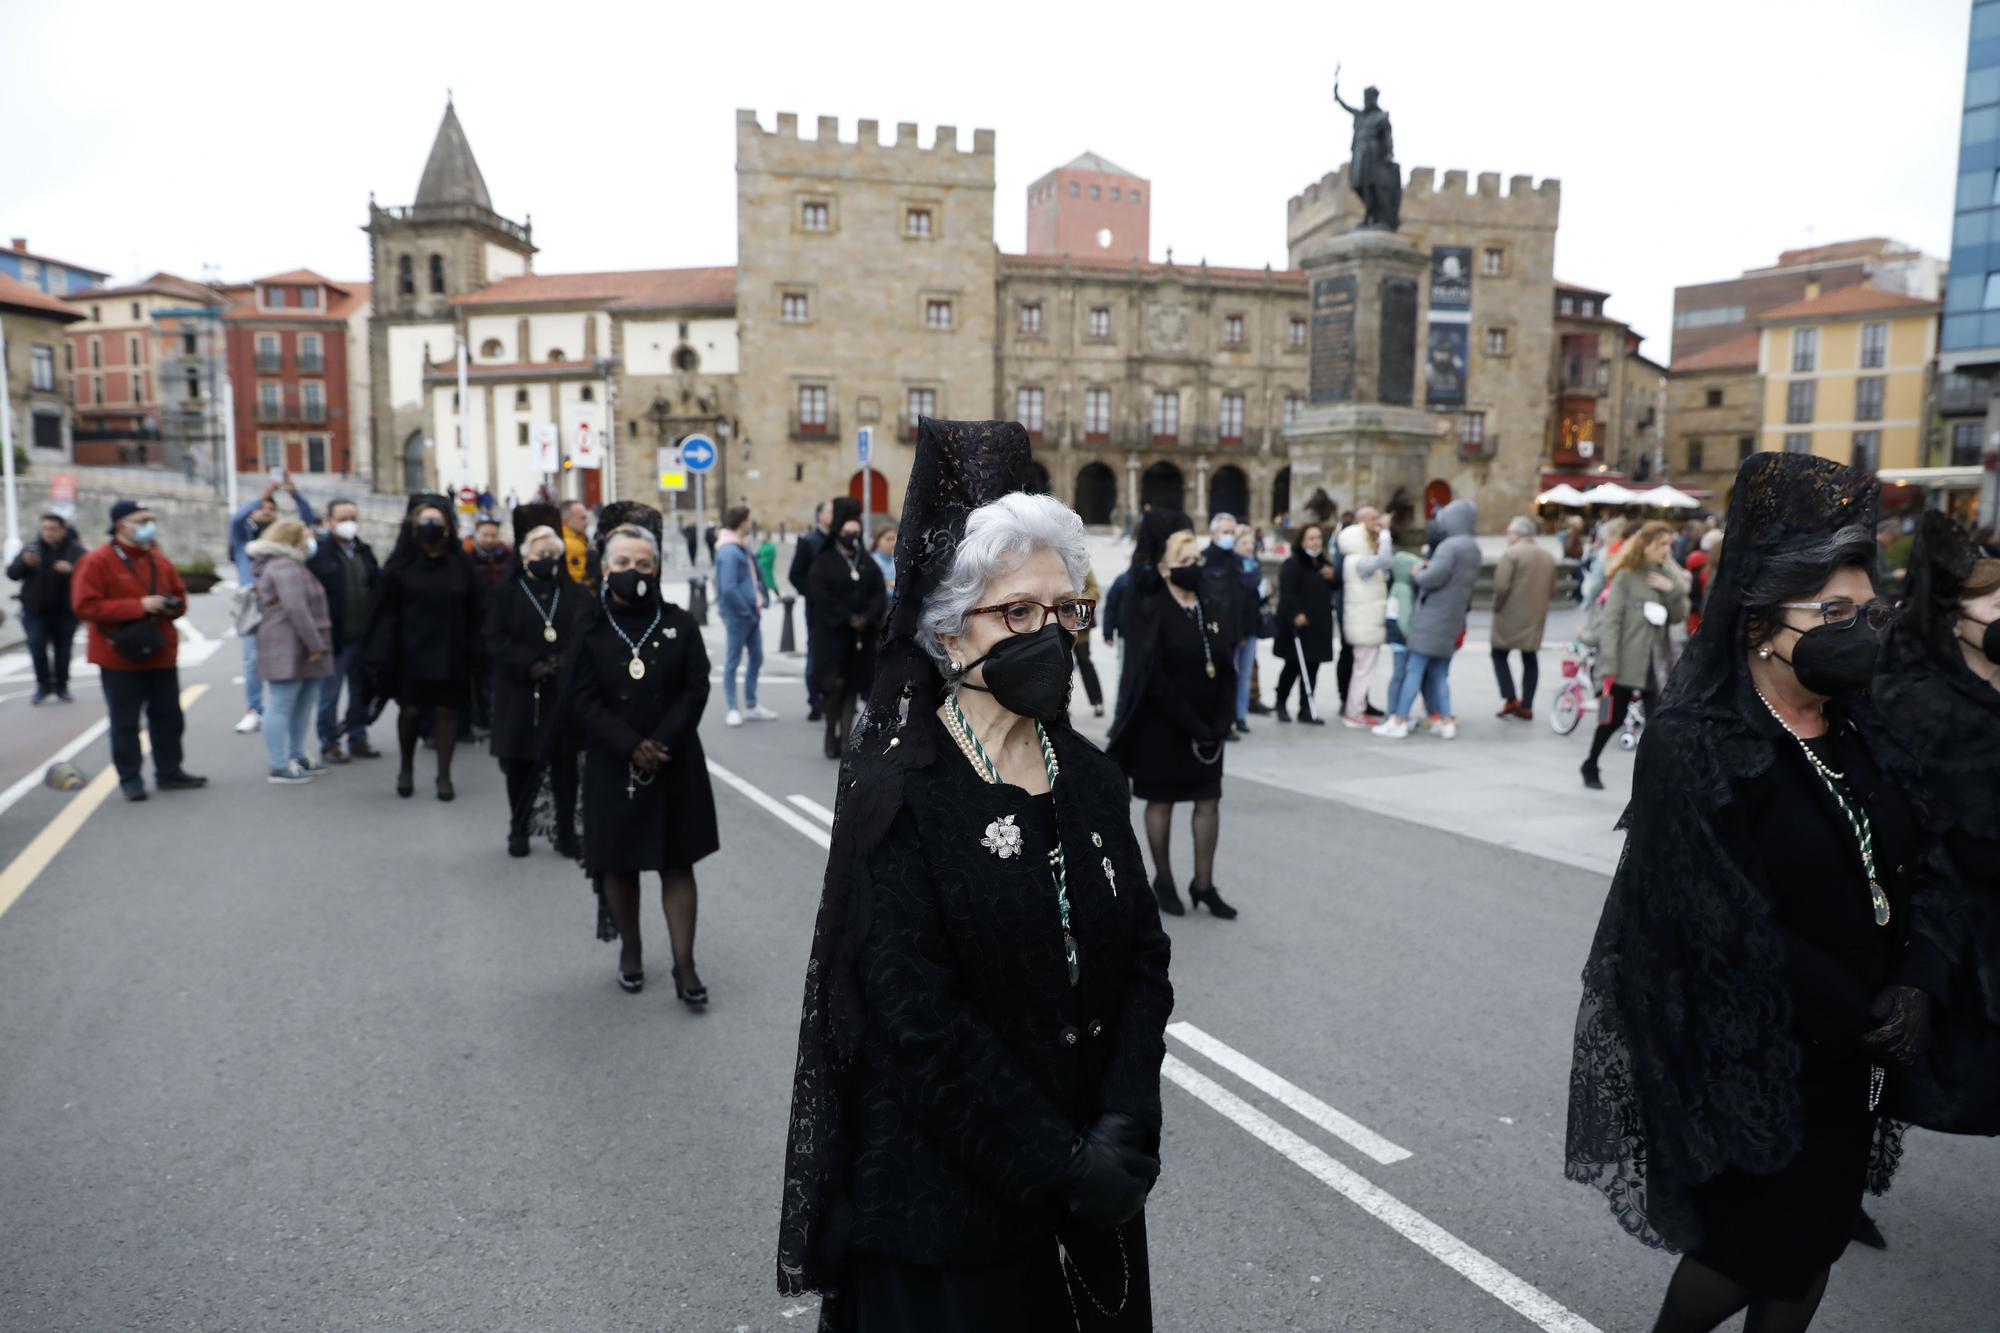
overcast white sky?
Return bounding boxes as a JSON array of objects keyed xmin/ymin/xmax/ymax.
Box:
[{"xmin": 0, "ymin": 0, "xmax": 1974, "ymax": 360}]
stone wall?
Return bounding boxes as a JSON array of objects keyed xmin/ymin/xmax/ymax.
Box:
[
  {"xmin": 1287, "ymin": 165, "xmax": 1561, "ymax": 532},
  {"xmin": 1667, "ymin": 365, "xmax": 1762, "ymax": 497},
  {"xmin": 734, "ymin": 111, "xmax": 997, "ymax": 529}
]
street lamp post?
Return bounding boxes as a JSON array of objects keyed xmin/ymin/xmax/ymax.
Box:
[{"xmin": 715, "ymin": 414, "xmax": 732, "ymax": 518}]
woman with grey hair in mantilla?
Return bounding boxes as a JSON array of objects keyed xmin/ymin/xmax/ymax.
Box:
[{"xmin": 777, "ymin": 418, "xmax": 1173, "ymax": 1332}]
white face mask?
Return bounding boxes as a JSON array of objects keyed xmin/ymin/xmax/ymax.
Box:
[
  {"xmin": 304, "ymin": 535, "xmax": 320, "ymax": 560},
  {"xmin": 333, "ymin": 520, "xmax": 359, "ymax": 542}
]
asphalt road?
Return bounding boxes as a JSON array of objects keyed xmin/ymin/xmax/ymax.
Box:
[{"xmin": 1, "ymin": 588, "xmax": 1995, "ymax": 1332}]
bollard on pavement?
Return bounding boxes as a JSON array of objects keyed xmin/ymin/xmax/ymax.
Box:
[
  {"xmin": 688, "ymin": 575, "xmax": 709, "ymax": 626},
  {"xmin": 780, "ymin": 594, "xmax": 798, "ymax": 653}
]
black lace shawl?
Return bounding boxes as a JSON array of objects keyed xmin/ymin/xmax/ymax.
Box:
[
  {"xmin": 1564, "ymin": 453, "xmax": 1904, "ymax": 1251},
  {"xmin": 1873, "ymin": 512, "xmax": 2000, "ymax": 1133},
  {"xmin": 777, "ymin": 419, "xmax": 1038, "ymax": 1308}
]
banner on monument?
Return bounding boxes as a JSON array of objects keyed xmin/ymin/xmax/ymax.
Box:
[{"xmin": 1426, "ymin": 324, "xmax": 1468, "ymax": 409}]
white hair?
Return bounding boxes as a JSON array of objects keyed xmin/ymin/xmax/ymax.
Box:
[
  {"xmin": 1507, "ymin": 516, "xmax": 1536, "ymax": 538},
  {"xmin": 1209, "ymin": 511, "xmax": 1238, "ymax": 534},
  {"xmin": 521, "ymin": 524, "xmax": 562, "ymax": 557},
  {"xmin": 917, "ymin": 492, "xmax": 1089, "ymax": 667},
  {"xmin": 603, "ymin": 523, "xmax": 660, "ymax": 564}
]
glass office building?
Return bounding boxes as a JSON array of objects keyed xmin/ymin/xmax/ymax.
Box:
[{"xmin": 1944, "ymin": 1, "xmax": 2000, "ymax": 358}]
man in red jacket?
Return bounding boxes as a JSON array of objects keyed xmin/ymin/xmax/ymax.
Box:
[{"xmin": 71, "ymin": 500, "xmax": 208, "ymax": 802}]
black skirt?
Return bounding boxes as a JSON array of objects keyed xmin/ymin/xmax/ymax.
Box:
[
  {"xmin": 849, "ymin": 1218, "xmax": 1150, "ymax": 1332},
  {"xmin": 1124, "ymin": 714, "xmax": 1223, "ymax": 803}
]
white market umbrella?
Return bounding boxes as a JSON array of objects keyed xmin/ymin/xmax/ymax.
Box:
[
  {"xmin": 1580, "ymin": 482, "xmax": 1636, "ymax": 505},
  {"xmin": 1636, "ymin": 484, "xmax": 1701, "ymax": 510},
  {"xmin": 1536, "ymin": 483, "xmax": 1588, "ymax": 507}
]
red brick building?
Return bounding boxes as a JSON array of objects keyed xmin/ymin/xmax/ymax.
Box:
[
  {"xmin": 1026, "ymin": 152, "xmax": 1151, "ymax": 262},
  {"xmin": 224, "ymin": 270, "xmax": 368, "ymax": 475},
  {"xmin": 63, "ymin": 272, "xmax": 218, "ymax": 465}
]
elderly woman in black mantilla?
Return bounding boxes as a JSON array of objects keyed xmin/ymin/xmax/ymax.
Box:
[
  {"xmin": 777, "ymin": 418, "xmax": 1173, "ymax": 1333},
  {"xmin": 1872, "ymin": 511, "xmax": 2000, "ymax": 1137},
  {"xmin": 808, "ymin": 495, "xmax": 889, "ymax": 760},
  {"xmin": 566, "ymin": 504, "xmax": 719, "ymax": 1001},
  {"xmin": 483, "ymin": 502, "xmax": 584, "ymax": 859},
  {"xmin": 365, "ymin": 493, "xmax": 483, "ymax": 801},
  {"xmin": 1565, "ymin": 452, "xmax": 1952, "ymax": 1333},
  {"xmin": 1106, "ymin": 511, "xmax": 1239, "ymax": 920}
]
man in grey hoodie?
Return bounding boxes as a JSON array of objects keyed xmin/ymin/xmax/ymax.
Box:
[{"xmin": 1372, "ymin": 498, "xmax": 1478, "ymax": 739}]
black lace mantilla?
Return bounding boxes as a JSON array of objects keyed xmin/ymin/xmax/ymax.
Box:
[
  {"xmin": 778, "ymin": 420, "xmax": 1037, "ymax": 1315},
  {"xmin": 1564, "ymin": 452, "xmax": 1904, "ymax": 1252}
]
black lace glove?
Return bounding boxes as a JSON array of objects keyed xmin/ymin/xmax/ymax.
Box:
[
  {"xmin": 1859, "ymin": 985, "xmax": 1933, "ymax": 1066},
  {"xmin": 1060, "ymin": 1112, "xmax": 1157, "ymax": 1228}
]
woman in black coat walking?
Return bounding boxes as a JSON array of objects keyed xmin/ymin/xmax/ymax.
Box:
[
  {"xmin": 484, "ymin": 504, "xmax": 584, "ymax": 859},
  {"xmin": 1273, "ymin": 522, "xmax": 1336, "ymax": 724},
  {"xmin": 1107, "ymin": 512, "xmax": 1238, "ymax": 919},
  {"xmin": 366, "ymin": 494, "xmax": 482, "ymax": 801},
  {"xmin": 778, "ymin": 420, "xmax": 1171, "ymax": 1333},
  {"xmin": 568, "ymin": 516, "xmax": 719, "ymax": 1001},
  {"xmin": 807, "ymin": 496, "xmax": 888, "ymax": 760}
]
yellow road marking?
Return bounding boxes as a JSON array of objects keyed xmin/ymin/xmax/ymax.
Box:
[{"xmin": 0, "ymin": 684, "xmax": 208, "ymax": 923}]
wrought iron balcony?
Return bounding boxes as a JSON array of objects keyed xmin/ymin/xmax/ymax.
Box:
[
  {"xmin": 789, "ymin": 410, "xmax": 840, "ymax": 441},
  {"xmin": 254, "ymin": 355, "xmax": 282, "ymax": 373},
  {"xmin": 298, "ymin": 355, "xmax": 325, "ymax": 374},
  {"xmin": 1459, "ymin": 434, "xmax": 1498, "ymax": 461}
]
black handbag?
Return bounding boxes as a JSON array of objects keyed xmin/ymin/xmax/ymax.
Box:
[{"xmin": 108, "ymin": 545, "xmax": 166, "ymax": 661}]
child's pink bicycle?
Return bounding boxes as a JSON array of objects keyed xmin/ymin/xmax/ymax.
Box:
[{"xmin": 1549, "ymin": 642, "xmax": 1644, "ymax": 748}]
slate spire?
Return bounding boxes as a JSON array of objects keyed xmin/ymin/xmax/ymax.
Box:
[{"xmin": 415, "ymin": 97, "xmax": 493, "ymax": 210}]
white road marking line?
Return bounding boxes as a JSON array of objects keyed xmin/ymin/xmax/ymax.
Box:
[
  {"xmin": 179, "ymin": 620, "xmax": 211, "ymax": 644},
  {"xmin": 1162, "ymin": 1054, "xmax": 1601, "ymax": 1333},
  {"xmin": 0, "ymin": 716, "xmax": 113, "ymax": 820},
  {"xmin": 706, "ymin": 759, "xmax": 831, "ymax": 849},
  {"xmin": 1167, "ymin": 1021, "xmax": 1411, "ymax": 1165},
  {"xmin": 786, "ymin": 794, "xmax": 836, "ymax": 827}
]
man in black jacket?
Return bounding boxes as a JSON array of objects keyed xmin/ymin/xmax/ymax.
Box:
[
  {"xmin": 6, "ymin": 513, "xmax": 86, "ymax": 703},
  {"xmin": 1198, "ymin": 513, "xmax": 1261, "ymax": 736},
  {"xmin": 306, "ymin": 498, "xmax": 382, "ymax": 762},
  {"xmin": 787, "ymin": 499, "xmax": 833, "ymax": 720}
]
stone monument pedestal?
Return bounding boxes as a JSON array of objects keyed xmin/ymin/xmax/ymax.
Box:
[{"xmin": 1282, "ymin": 228, "xmax": 1440, "ymax": 530}]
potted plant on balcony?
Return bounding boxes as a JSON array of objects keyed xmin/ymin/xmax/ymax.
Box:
[{"xmin": 177, "ymin": 553, "xmax": 221, "ymax": 595}]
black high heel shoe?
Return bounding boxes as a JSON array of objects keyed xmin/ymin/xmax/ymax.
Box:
[
  {"xmin": 396, "ymin": 769, "xmax": 414, "ymax": 799},
  {"xmin": 616, "ymin": 964, "xmax": 644, "ymax": 994},
  {"xmin": 1153, "ymin": 872, "xmax": 1185, "ymax": 917},
  {"xmin": 1189, "ymin": 883, "xmax": 1239, "ymax": 919},
  {"xmin": 672, "ymin": 964, "xmax": 710, "ymax": 1008}
]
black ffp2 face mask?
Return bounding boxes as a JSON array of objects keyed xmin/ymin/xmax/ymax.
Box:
[
  {"xmin": 960, "ymin": 625, "xmax": 1075, "ymax": 722},
  {"xmin": 1168, "ymin": 564, "xmax": 1203, "ymax": 591},
  {"xmin": 1782, "ymin": 619, "xmax": 1880, "ymax": 697},
  {"xmin": 1962, "ymin": 613, "xmax": 2000, "ymax": 666},
  {"xmin": 606, "ymin": 568, "xmax": 656, "ymax": 607},
  {"xmin": 526, "ymin": 556, "xmax": 562, "ymax": 583}
]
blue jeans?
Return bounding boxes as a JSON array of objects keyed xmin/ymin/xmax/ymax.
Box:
[
  {"xmin": 241, "ymin": 634, "xmax": 262, "ymax": 713},
  {"xmin": 317, "ymin": 640, "xmax": 372, "ymax": 749},
  {"xmin": 1232, "ymin": 638, "xmax": 1256, "ymax": 722},
  {"xmin": 262, "ymin": 677, "xmax": 320, "ymax": 771},
  {"xmin": 1392, "ymin": 650, "xmax": 1453, "ymax": 720},
  {"xmin": 723, "ymin": 612, "xmax": 763, "ymax": 710}
]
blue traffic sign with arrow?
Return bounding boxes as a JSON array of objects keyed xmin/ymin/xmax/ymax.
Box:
[{"xmin": 680, "ymin": 433, "xmax": 717, "ymax": 473}]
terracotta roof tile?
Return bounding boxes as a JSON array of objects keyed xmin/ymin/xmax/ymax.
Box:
[
  {"xmin": 453, "ymin": 266, "xmax": 735, "ymax": 310},
  {"xmin": 65, "ymin": 271, "xmax": 219, "ymax": 304},
  {"xmin": 1671, "ymin": 330, "xmax": 1762, "ymax": 374},
  {"xmin": 0, "ymin": 271, "xmax": 87, "ymax": 320},
  {"xmin": 1758, "ymin": 286, "xmax": 1939, "ymax": 322}
]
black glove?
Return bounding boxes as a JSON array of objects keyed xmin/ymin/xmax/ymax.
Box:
[
  {"xmin": 528, "ymin": 658, "xmax": 558, "ymax": 685},
  {"xmin": 1859, "ymin": 985, "xmax": 1933, "ymax": 1066},
  {"xmin": 1059, "ymin": 1112, "xmax": 1157, "ymax": 1228}
]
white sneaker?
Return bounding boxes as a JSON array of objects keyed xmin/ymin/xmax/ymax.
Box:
[
  {"xmin": 725, "ymin": 708, "xmax": 744, "ymax": 727},
  {"xmin": 235, "ymin": 710, "xmax": 262, "ymax": 734},
  {"xmin": 1435, "ymin": 720, "xmax": 1458, "ymax": 740},
  {"xmin": 1371, "ymin": 718, "xmax": 1410, "ymax": 739},
  {"xmin": 744, "ymin": 705, "xmax": 780, "ymax": 721}
]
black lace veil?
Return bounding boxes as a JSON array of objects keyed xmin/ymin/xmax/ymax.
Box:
[
  {"xmin": 777, "ymin": 418, "xmax": 1035, "ymax": 1306},
  {"xmin": 1564, "ymin": 452, "xmax": 1903, "ymax": 1251}
]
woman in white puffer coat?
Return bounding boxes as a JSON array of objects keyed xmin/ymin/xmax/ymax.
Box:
[{"xmin": 1337, "ymin": 515, "xmax": 1395, "ymax": 726}]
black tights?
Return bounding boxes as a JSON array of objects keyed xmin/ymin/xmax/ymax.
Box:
[
  {"xmin": 1143, "ymin": 798, "xmax": 1219, "ymax": 889},
  {"xmin": 824, "ymin": 687, "xmax": 859, "ymax": 755},
  {"xmin": 1072, "ymin": 636, "xmax": 1103, "ymax": 709},
  {"xmin": 1585, "ymin": 685, "xmax": 1650, "ymax": 768},
  {"xmin": 499, "ymin": 755, "xmax": 577, "ymax": 842},
  {"xmin": 1649, "ymin": 1256, "xmax": 1830, "ymax": 1333},
  {"xmin": 397, "ymin": 705, "xmax": 457, "ymax": 782},
  {"xmin": 602, "ymin": 867, "xmax": 699, "ymax": 983},
  {"xmin": 1275, "ymin": 657, "xmax": 1322, "ymax": 719}
]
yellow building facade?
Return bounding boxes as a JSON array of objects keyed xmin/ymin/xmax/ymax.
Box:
[{"xmin": 1757, "ymin": 286, "xmax": 1939, "ymax": 474}]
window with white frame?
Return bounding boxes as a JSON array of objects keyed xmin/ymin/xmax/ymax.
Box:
[
  {"xmin": 1560, "ymin": 296, "xmax": 1575, "ymax": 316},
  {"xmin": 1088, "ymin": 306, "xmax": 1111, "ymax": 339},
  {"xmin": 905, "ymin": 208, "xmax": 934, "ymax": 237},
  {"xmin": 1219, "ymin": 392, "xmax": 1244, "ymax": 441},
  {"xmin": 1790, "ymin": 326, "xmax": 1819, "ymax": 373},
  {"xmin": 798, "ymin": 384, "xmax": 829, "ymax": 429},
  {"xmin": 802, "ymin": 201, "xmax": 830, "ymax": 231},
  {"xmin": 782, "ymin": 292, "xmax": 809, "ymax": 323},
  {"xmin": 1084, "ymin": 387, "xmax": 1110, "ymax": 438},
  {"xmin": 907, "ymin": 387, "xmax": 936, "ymax": 423},
  {"xmin": 1288, "ymin": 317, "xmax": 1306, "ymax": 348},
  {"xmin": 29, "ymin": 346, "xmax": 54, "ymax": 391},
  {"xmin": 1851, "ymin": 429, "xmax": 1880, "ymax": 473},
  {"xmin": 1461, "ymin": 410, "xmax": 1487, "ymax": 444},
  {"xmin": 1859, "ymin": 321, "xmax": 1887, "ymax": 369},
  {"xmin": 255, "ymin": 333, "xmax": 280, "ymax": 370},
  {"xmin": 1786, "ymin": 379, "xmax": 1815, "ymax": 424},
  {"xmin": 1019, "ymin": 303, "xmax": 1043, "ymax": 335},
  {"xmin": 300, "ymin": 333, "xmax": 323, "ymax": 371},
  {"xmin": 127, "ymin": 335, "xmax": 140, "ymax": 364},
  {"xmin": 1485, "ymin": 328, "xmax": 1509, "ymax": 356},
  {"xmin": 1783, "ymin": 431, "xmax": 1812, "ymax": 454},
  {"xmin": 1150, "ymin": 390, "xmax": 1179, "ymax": 440},
  {"xmin": 1223, "ymin": 315, "xmax": 1245, "ymax": 346},
  {"xmin": 1283, "ymin": 395, "xmax": 1303, "ymax": 428},
  {"xmin": 1481, "ymin": 247, "xmax": 1504, "ymax": 276},
  {"xmin": 260, "ymin": 433, "xmax": 284, "ymax": 469},
  {"xmin": 299, "ymin": 287, "xmax": 319, "ymax": 309},
  {"xmin": 260, "ymin": 381, "xmax": 282, "ymax": 418},
  {"xmin": 302, "ymin": 381, "xmax": 325, "ymax": 419},
  {"xmin": 925, "ymin": 299, "xmax": 953, "ymax": 330},
  {"xmin": 1017, "ymin": 386, "xmax": 1045, "ymax": 435},
  {"xmin": 1854, "ymin": 376, "xmax": 1884, "ymax": 421}
]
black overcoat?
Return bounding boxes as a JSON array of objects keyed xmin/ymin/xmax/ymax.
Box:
[
  {"xmin": 483, "ymin": 571, "xmax": 587, "ymax": 760},
  {"xmin": 364, "ymin": 548, "xmax": 481, "ymax": 691},
  {"xmin": 1106, "ymin": 574, "xmax": 1236, "ymax": 761},
  {"xmin": 568, "ymin": 600, "xmax": 719, "ymax": 874},
  {"xmin": 807, "ymin": 543, "xmax": 887, "ymax": 698},
  {"xmin": 1275, "ymin": 548, "xmax": 1336, "ymax": 665}
]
